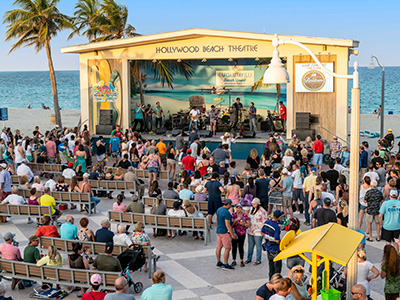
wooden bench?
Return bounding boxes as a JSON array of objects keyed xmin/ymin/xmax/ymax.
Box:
[
  {"xmin": 0, "ymin": 204, "xmax": 52, "ymax": 218},
  {"xmin": 108, "ymin": 168, "xmax": 169, "ymax": 181},
  {"xmin": 39, "ymin": 236, "xmax": 156, "ymax": 279},
  {"xmin": 108, "ymin": 211, "xmax": 210, "ymax": 245},
  {"xmin": 28, "ymin": 162, "xmax": 63, "ymax": 174},
  {"xmin": 10, "ymin": 175, "xmax": 21, "ymax": 185},
  {"xmin": 142, "ymin": 196, "xmax": 208, "ymax": 215},
  {"xmin": 17, "ymin": 189, "xmax": 96, "ymax": 215},
  {"xmin": 0, "ymin": 259, "xmax": 119, "ymax": 290},
  {"xmin": 64, "ymin": 178, "xmax": 136, "ymax": 193},
  {"xmin": 179, "ymin": 184, "xmax": 243, "ymax": 195}
]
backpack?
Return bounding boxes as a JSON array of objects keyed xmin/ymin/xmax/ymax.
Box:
[
  {"xmin": 77, "ymin": 228, "xmax": 90, "ymax": 241},
  {"xmin": 299, "ymin": 165, "xmax": 307, "ymax": 183},
  {"xmin": 383, "ymin": 148, "xmax": 390, "ymax": 163},
  {"xmin": 117, "ymin": 244, "xmax": 146, "ymax": 272},
  {"xmin": 241, "ymin": 193, "xmax": 253, "ymax": 207},
  {"xmin": 2, "ymin": 147, "xmax": 10, "ymax": 159}
]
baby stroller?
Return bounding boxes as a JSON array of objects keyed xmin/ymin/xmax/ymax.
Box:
[{"xmin": 117, "ymin": 244, "xmax": 145, "ymax": 293}]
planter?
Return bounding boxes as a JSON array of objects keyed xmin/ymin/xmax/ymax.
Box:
[{"xmin": 49, "ymin": 114, "xmax": 56, "ymax": 125}]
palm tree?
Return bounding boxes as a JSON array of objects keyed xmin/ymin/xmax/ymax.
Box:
[
  {"xmin": 3, "ymin": 0, "xmax": 75, "ymax": 127},
  {"xmin": 70, "ymin": 0, "xmax": 104, "ymax": 42}
]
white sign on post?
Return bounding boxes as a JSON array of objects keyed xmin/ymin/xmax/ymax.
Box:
[
  {"xmin": 295, "ymin": 63, "xmax": 334, "ymax": 92},
  {"xmin": 216, "ymin": 70, "xmax": 254, "ymax": 87}
]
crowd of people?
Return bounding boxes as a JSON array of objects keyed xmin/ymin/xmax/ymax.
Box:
[{"xmin": 0, "ymin": 123, "xmax": 400, "ymax": 300}]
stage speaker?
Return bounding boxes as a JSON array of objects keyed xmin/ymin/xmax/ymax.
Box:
[
  {"xmin": 198, "ymin": 130, "xmax": 212, "ymax": 138},
  {"xmin": 155, "ymin": 127, "xmax": 167, "ymax": 135},
  {"xmin": 171, "ymin": 129, "xmax": 182, "ymax": 136},
  {"xmin": 99, "ymin": 110, "xmax": 113, "ymax": 125},
  {"xmin": 296, "ymin": 121, "xmax": 311, "ymax": 130},
  {"xmin": 96, "ymin": 125, "xmax": 113, "ymax": 135},
  {"xmin": 242, "ymin": 130, "xmax": 256, "ymax": 138},
  {"xmin": 292, "ymin": 129, "xmax": 315, "ymax": 141}
]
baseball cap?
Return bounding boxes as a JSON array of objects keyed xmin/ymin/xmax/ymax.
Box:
[
  {"xmin": 323, "ymin": 198, "xmax": 332, "ymax": 206},
  {"xmin": 105, "ymin": 242, "xmax": 114, "ymax": 254},
  {"xmin": 3, "ymin": 232, "xmax": 15, "ymax": 241},
  {"xmin": 310, "ymin": 167, "xmax": 317, "ymax": 173},
  {"xmin": 83, "ymin": 173, "xmax": 90, "ymax": 179},
  {"xmin": 0, "ymin": 163, "xmax": 6, "ymax": 169},
  {"xmin": 390, "ymin": 190, "xmax": 398, "ymax": 197},
  {"xmin": 90, "ymin": 274, "xmax": 102, "ymax": 285},
  {"xmin": 222, "ymin": 198, "xmax": 233, "ymax": 205},
  {"xmin": 173, "ymin": 201, "xmax": 182, "ymax": 209},
  {"xmin": 17, "ymin": 139, "xmax": 22, "ymax": 144},
  {"xmin": 388, "ymin": 129, "xmax": 392, "ymax": 132},
  {"xmin": 273, "ymin": 210, "xmax": 284, "ymax": 218},
  {"xmin": 282, "ymin": 168, "xmax": 288, "ymax": 175},
  {"xmin": 21, "ymin": 159, "xmax": 28, "ymax": 163},
  {"xmin": 67, "ymin": 162, "xmax": 74, "ymax": 168},
  {"xmin": 29, "ymin": 235, "xmax": 38, "ymax": 243},
  {"xmin": 235, "ymin": 203, "xmax": 243, "ymax": 208},
  {"xmin": 187, "ymin": 149, "xmax": 192, "ymax": 154}
]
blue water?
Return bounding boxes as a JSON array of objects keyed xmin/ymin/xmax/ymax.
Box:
[{"xmin": 0, "ymin": 67, "xmax": 399, "ymax": 113}]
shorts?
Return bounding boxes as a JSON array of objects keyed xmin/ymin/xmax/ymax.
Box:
[
  {"xmin": 48, "ymin": 157, "xmax": 56, "ymax": 164},
  {"xmin": 313, "ymin": 153, "xmax": 323, "ymax": 165},
  {"xmin": 365, "ymin": 213, "xmax": 379, "ymax": 223},
  {"xmin": 359, "ymin": 203, "xmax": 367, "ymax": 211},
  {"xmin": 282, "ymin": 196, "xmax": 292, "ymax": 208},
  {"xmin": 53, "ymin": 209, "xmax": 61, "ymax": 216},
  {"xmin": 111, "ymin": 151, "xmax": 120, "ymax": 158},
  {"xmin": 292, "ymin": 189, "xmax": 303, "ymax": 202},
  {"xmin": 217, "ymin": 233, "xmax": 232, "ymax": 249},
  {"xmin": 148, "ymin": 167, "xmax": 159, "ymax": 174},
  {"xmin": 5, "ymin": 158, "xmax": 13, "ymax": 165},
  {"xmin": 167, "ymin": 158, "xmax": 175, "ymax": 165},
  {"xmin": 382, "ymin": 228, "xmax": 400, "ymax": 243},
  {"xmin": 208, "ymin": 199, "xmax": 222, "ymax": 215},
  {"xmin": 160, "ymin": 154, "xmax": 167, "ymax": 166},
  {"xmin": 96, "ymin": 154, "xmax": 105, "ymax": 162}
]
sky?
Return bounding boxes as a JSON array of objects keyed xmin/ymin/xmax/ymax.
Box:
[{"xmin": 0, "ymin": 0, "xmax": 398, "ymax": 71}]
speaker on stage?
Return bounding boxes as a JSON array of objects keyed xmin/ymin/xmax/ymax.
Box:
[
  {"xmin": 155, "ymin": 127, "xmax": 167, "ymax": 135},
  {"xmin": 198, "ymin": 130, "xmax": 212, "ymax": 138},
  {"xmin": 171, "ymin": 129, "xmax": 182, "ymax": 136},
  {"xmin": 242, "ymin": 130, "xmax": 256, "ymax": 138},
  {"xmin": 292, "ymin": 129, "xmax": 315, "ymax": 141}
]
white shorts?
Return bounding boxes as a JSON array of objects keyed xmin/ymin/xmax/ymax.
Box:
[{"xmin": 96, "ymin": 154, "xmax": 105, "ymax": 162}]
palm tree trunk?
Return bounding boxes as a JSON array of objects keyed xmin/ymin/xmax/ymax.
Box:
[{"xmin": 45, "ymin": 40, "xmax": 62, "ymax": 128}]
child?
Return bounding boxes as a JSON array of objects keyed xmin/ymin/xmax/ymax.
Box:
[
  {"xmin": 218, "ymin": 161, "xmax": 227, "ymax": 175},
  {"xmin": 242, "ymin": 164, "xmax": 252, "ymax": 177},
  {"xmin": 28, "ymin": 187, "xmax": 39, "ymax": 224},
  {"xmin": 167, "ymin": 201, "xmax": 186, "ymax": 238},
  {"xmin": 81, "ymin": 246, "xmax": 93, "ymax": 264}
]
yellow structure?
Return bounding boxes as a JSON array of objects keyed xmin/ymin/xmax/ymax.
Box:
[
  {"xmin": 61, "ymin": 28, "xmax": 358, "ymax": 138},
  {"xmin": 274, "ymin": 223, "xmax": 363, "ymax": 300}
]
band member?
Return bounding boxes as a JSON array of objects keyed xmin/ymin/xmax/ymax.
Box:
[
  {"xmin": 279, "ymin": 100, "xmax": 287, "ymax": 131},
  {"xmin": 154, "ymin": 102, "xmax": 163, "ymax": 128},
  {"xmin": 133, "ymin": 103, "xmax": 144, "ymax": 132},
  {"xmin": 189, "ymin": 106, "xmax": 200, "ymax": 132},
  {"xmin": 229, "ymin": 105, "xmax": 237, "ymax": 132},
  {"xmin": 145, "ymin": 104, "xmax": 153, "ymax": 132},
  {"xmin": 249, "ymin": 102, "xmax": 257, "ymax": 133},
  {"xmin": 209, "ymin": 105, "xmax": 218, "ymax": 136},
  {"xmin": 233, "ymin": 97, "xmax": 244, "ymax": 130}
]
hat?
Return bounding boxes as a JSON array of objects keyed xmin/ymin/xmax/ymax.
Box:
[
  {"xmin": 17, "ymin": 139, "xmax": 22, "ymax": 144},
  {"xmin": 224, "ymin": 132, "xmax": 230, "ymax": 138},
  {"xmin": 29, "ymin": 235, "xmax": 38, "ymax": 243},
  {"xmin": 323, "ymin": 197, "xmax": 332, "ymax": 206},
  {"xmin": 83, "ymin": 173, "xmax": 90, "ymax": 179},
  {"xmin": 0, "ymin": 163, "xmax": 6, "ymax": 169},
  {"xmin": 173, "ymin": 201, "xmax": 182, "ymax": 209},
  {"xmin": 3, "ymin": 232, "xmax": 15, "ymax": 241},
  {"xmin": 222, "ymin": 198, "xmax": 233, "ymax": 205},
  {"xmin": 195, "ymin": 185, "xmax": 204, "ymax": 193},
  {"xmin": 90, "ymin": 274, "xmax": 102, "ymax": 285},
  {"xmin": 273, "ymin": 210, "xmax": 284, "ymax": 218},
  {"xmin": 105, "ymin": 242, "xmax": 114, "ymax": 254},
  {"xmin": 390, "ymin": 189, "xmax": 398, "ymax": 197},
  {"xmin": 187, "ymin": 149, "xmax": 192, "ymax": 154},
  {"xmin": 67, "ymin": 162, "xmax": 74, "ymax": 168},
  {"xmin": 21, "ymin": 159, "xmax": 28, "ymax": 163},
  {"xmin": 282, "ymin": 168, "xmax": 288, "ymax": 175},
  {"xmin": 235, "ymin": 203, "xmax": 243, "ymax": 209},
  {"xmin": 252, "ymin": 198, "xmax": 261, "ymax": 205},
  {"xmin": 310, "ymin": 167, "xmax": 317, "ymax": 173},
  {"xmin": 388, "ymin": 129, "xmax": 392, "ymax": 132}
]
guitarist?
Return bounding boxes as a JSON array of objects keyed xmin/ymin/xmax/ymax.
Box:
[
  {"xmin": 189, "ymin": 106, "xmax": 200, "ymax": 132},
  {"xmin": 154, "ymin": 102, "xmax": 163, "ymax": 129},
  {"xmin": 233, "ymin": 98, "xmax": 244, "ymax": 131}
]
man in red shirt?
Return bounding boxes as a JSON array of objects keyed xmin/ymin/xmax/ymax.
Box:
[
  {"xmin": 312, "ymin": 135, "xmax": 325, "ymax": 172},
  {"xmin": 181, "ymin": 149, "xmax": 196, "ymax": 173},
  {"xmin": 279, "ymin": 101, "xmax": 287, "ymax": 131}
]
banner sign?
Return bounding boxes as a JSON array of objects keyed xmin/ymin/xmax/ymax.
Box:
[
  {"xmin": 91, "ymin": 81, "xmax": 118, "ymax": 102},
  {"xmin": 0, "ymin": 108, "xmax": 8, "ymax": 121},
  {"xmin": 216, "ymin": 70, "xmax": 254, "ymax": 87},
  {"xmin": 295, "ymin": 63, "xmax": 334, "ymax": 92}
]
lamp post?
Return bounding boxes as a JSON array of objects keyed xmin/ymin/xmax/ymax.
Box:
[
  {"xmin": 263, "ymin": 34, "xmax": 360, "ymax": 300},
  {"xmin": 368, "ymin": 55, "xmax": 385, "ymax": 138}
]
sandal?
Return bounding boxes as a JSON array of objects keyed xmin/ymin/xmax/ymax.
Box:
[
  {"xmin": 253, "ymin": 260, "xmax": 261, "ymax": 266},
  {"xmin": 194, "ymin": 236, "xmax": 199, "ymax": 240},
  {"xmin": 376, "ymin": 238, "xmax": 381, "ymax": 241},
  {"xmin": 245, "ymin": 260, "xmax": 251, "ymax": 264},
  {"xmin": 366, "ymin": 238, "xmax": 373, "ymax": 242}
]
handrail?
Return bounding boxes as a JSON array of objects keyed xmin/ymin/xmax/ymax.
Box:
[{"xmin": 317, "ymin": 125, "xmax": 349, "ymax": 146}]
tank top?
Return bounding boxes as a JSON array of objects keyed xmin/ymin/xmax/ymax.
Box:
[
  {"xmin": 226, "ymin": 185, "xmax": 240, "ymax": 205},
  {"xmin": 186, "ymin": 206, "xmax": 200, "ymax": 218},
  {"xmin": 14, "ymin": 145, "xmax": 24, "ymax": 163},
  {"xmin": 96, "ymin": 142, "xmax": 106, "ymax": 156},
  {"xmin": 312, "ymin": 199, "xmax": 323, "ymax": 214},
  {"xmin": 147, "ymin": 157, "xmax": 159, "ymax": 168},
  {"xmin": 359, "ymin": 186, "xmax": 370, "ymax": 205},
  {"xmin": 167, "ymin": 150, "xmax": 175, "ymax": 160}
]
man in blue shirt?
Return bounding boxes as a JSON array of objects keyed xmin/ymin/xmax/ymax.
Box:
[
  {"xmin": 141, "ymin": 269, "xmax": 173, "ymax": 300},
  {"xmin": 379, "ymin": 189, "xmax": 400, "ymax": 252},
  {"xmin": 133, "ymin": 102, "xmax": 144, "ymax": 132},
  {"xmin": 109, "ymin": 133, "xmax": 121, "ymax": 167},
  {"xmin": 60, "ymin": 215, "xmax": 78, "ymax": 240},
  {"xmin": 249, "ymin": 102, "xmax": 257, "ymax": 133},
  {"xmin": 0, "ymin": 163, "xmax": 12, "ymax": 200},
  {"xmin": 95, "ymin": 219, "xmax": 114, "ymax": 243},
  {"xmin": 215, "ymin": 199, "xmax": 236, "ymax": 271},
  {"xmin": 256, "ymin": 169, "xmax": 270, "ymax": 211},
  {"xmin": 178, "ymin": 183, "xmax": 194, "ymax": 200},
  {"xmin": 204, "ymin": 172, "xmax": 225, "ymax": 226},
  {"xmin": 261, "ymin": 210, "xmax": 283, "ymax": 279}
]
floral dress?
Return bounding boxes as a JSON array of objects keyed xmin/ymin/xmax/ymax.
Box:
[
  {"xmin": 232, "ymin": 212, "xmax": 250, "ymax": 237},
  {"xmin": 248, "ymin": 207, "xmax": 268, "ymax": 236},
  {"xmin": 131, "ymin": 232, "xmax": 150, "ymax": 245}
]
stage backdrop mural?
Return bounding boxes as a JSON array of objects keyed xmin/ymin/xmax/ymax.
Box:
[{"xmin": 131, "ymin": 58, "xmax": 286, "ymax": 117}]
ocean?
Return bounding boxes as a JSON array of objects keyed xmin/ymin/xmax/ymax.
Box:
[{"xmin": 0, "ymin": 67, "xmax": 398, "ymax": 113}]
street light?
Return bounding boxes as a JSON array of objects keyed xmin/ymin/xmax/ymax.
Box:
[
  {"xmin": 368, "ymin": 55, "xmax": 385, "ymax": 138},
  {"xmin": 263, "ymin": 34, "xmax": 360, "ymax": 300}
]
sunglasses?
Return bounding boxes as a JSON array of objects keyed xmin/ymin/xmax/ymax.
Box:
[
  {"xmin": 351, "ymin": 292, "xmax": 359, "ymax": 295},
  {"xmin": 293, "ymin": 269, "xmax": 304, "ymax": 273}
]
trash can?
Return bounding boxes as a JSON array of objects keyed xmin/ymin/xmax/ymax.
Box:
[{"xmin": 320, "ymin": 289, "xmax": 341, "ymax": 300}]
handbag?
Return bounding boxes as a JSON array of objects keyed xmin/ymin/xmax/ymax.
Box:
[{"xmin": 269, "ymin": 178, "xmax": 283, "ymax": 205}]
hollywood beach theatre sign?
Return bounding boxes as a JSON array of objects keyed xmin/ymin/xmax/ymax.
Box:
[{"xmin": 295, "ymin": 63, "xmax": 334, "ymax": 92}]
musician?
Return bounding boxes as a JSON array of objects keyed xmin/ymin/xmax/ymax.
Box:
[
  {"xmin": 145, "ymin": 104, "xmax": 153, "ymax": 132},
  {"xmin": 229, "ymin": 105, "xmax": 237, "ymax": 132},
  {"xmin": 154, "ymin": 102, "xmax": 163, "ymax": 128},
  {"xmin": 232, "ymin": 97, "xmax": 244, "ymax": 130},
  {"xmin": 279, "ymin": 100, "xmax": 287, "ymax": 131},
  {"xmin": 249, "ymin": 102, "xmax": 257, "ymax": 133},
  {"xmin": 189, "ymin": 106, "xmax": 200, "ymax": 132},
  {"xmin": 133, "ymin": 103, "xmax": 144, "ymax": 132},
  {"xmin": 209, "ymin": 105, "xmax": 218, "ymax": 136}
]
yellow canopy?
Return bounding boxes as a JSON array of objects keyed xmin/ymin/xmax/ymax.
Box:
[{"xmin": 274, "ymin": 222, "xmax": 364, "ymax": 266}]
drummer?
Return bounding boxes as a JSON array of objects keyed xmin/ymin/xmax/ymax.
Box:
[{"xmin": 209, "ymin": 105, "xmax": 218, "ymax": 136}]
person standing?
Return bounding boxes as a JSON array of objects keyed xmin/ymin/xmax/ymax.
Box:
[
  {"xmin": 215, "ymin": 199, "xmax": 236, "ymax": 270},
  {"xmin": 312, "ymin": 135, "xmax": 324, "ymax": 172},
  {"xmin": 209, "ymin": 105, "xmax": 218, "ymax": 136},
  {"xmin": 14, "ymin": 139, "xmax": 25, "ymax": 169},
  {"xmin": 364, "ymin": 180, "xmax": 383, "ymax": 241},
  {"xmin": 302, "ymin": 166, "xmax": 317, "ymax": 226},
  {"xmin": 325, "ymin": 161, "xmax": 339, "ymax": 196},
  {"xmin": 175, "ymin": 131, "xmax": 184, "ymax": 154},
  {"xmin": 154, "ymin": 102, "xmax": 163, "ymax": 129},
  {"xmin": 380, "ymin": 245, "xmax": 400, "ymax": 300},
  {"xmin": 232, "ymin": 98, "xmax": 243, "ymax": 131},
  {"xmin": 145, "ymin": 104, "xmax": 153, "ymax": 132},
  {"xmin": 204, "ymin": 172, "xmax": 224, "ymax": 227},
  {"xmin": 141, "ymin": 269, "xmax": 173, "ymax": 300},
  {"xmin": 95, "ymin": 136, "xmax": 106, "ymax": 171},
  {"xmin": 109, "ymin": 132, "xmax": 121, "ymax": 168},
  {"xmin": 262, "ymin": 210, "xmax": 283, "ymax": 280},
  {"xmin": 329, "ymin": 136, "xmax": 342, "ymax": 162},
  {"xmin": 379, "ymin": 190, "xmax": 400, "ymax": 252},
  {"xmin": 313, "ymin": 198, "xmax": 336, "ymax": 227},
  {"xmin": 256, "ymin": 169, "xmax": 270, "ymax": 211},
  {"xmin": 230, "ymin": 204, "xmax": 249, "ymax": 267},
  {"xmin": 133, "ymin": 103, "xmax": 144, "ymax": 132},
  {"xmin": 279, "ymin": 101, "xmax": 287, "ymax": 131},
  {"xmin": 0, "ymin": 163, "xmax": 11, "ymax": 201},
  {"xmin": 189, "ymin": 106, "xmax": 200, "ymax": 132},
  {"xmin": 359, "ymin": 145, "xmax": 369, "ymax": 178},
  {"xmin": 291, "ymin": 164, "xmax": 303, "ymax": 214},
  {"xmin": 156, "ymin": 137, "xmax": 167, "ymax": 171},
  {"xmin": 249, "ymin": 102, "xmax": 257, "ymax": 133},
  {"xmin": 277, "ymin": 168, "xmax": 293, "ymax": 219},
  {"xmin": 384, "ymin": 129, "xmax": 395, "ymax": 150},
  {"xmin": 45, "ymin": 136, "xmax": 56, "ymax": 164}
]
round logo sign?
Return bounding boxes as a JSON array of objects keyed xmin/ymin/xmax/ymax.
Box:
[{"xmin": 302, "ymin": 70, "xmax": 326, "ymax": 91}]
